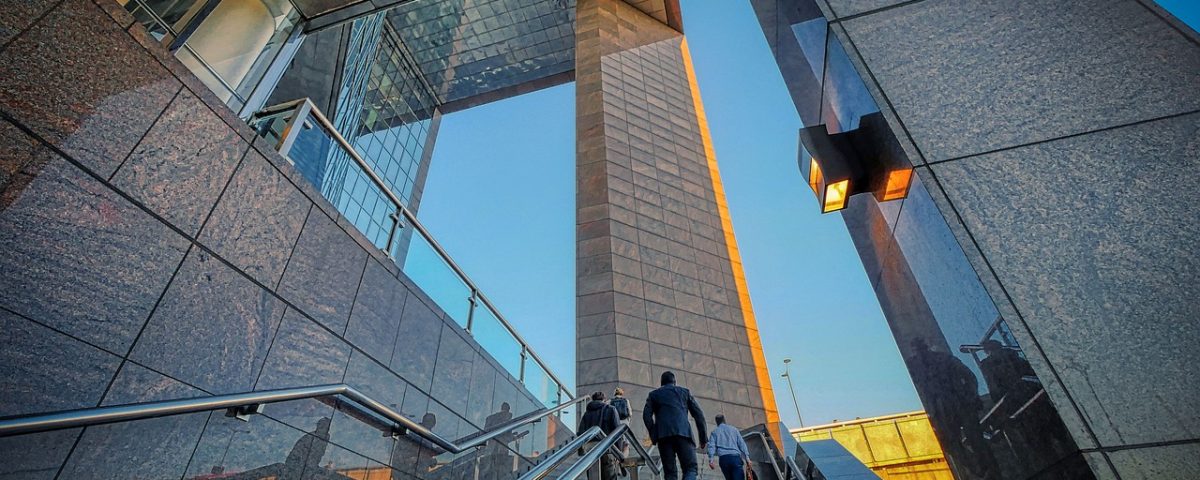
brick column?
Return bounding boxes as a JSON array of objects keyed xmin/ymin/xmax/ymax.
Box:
[{"xmin": 574, "ymin": 0, "xmax": 780, "ymax": 444}]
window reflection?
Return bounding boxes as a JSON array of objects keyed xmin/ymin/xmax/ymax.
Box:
[
  {"xmin": 871, "ymin": 177, "xmax": 1082, "ymax": 478},
  {"xmin": 121, "ymin": 0, "xmax": 300, "ymax": 112}
]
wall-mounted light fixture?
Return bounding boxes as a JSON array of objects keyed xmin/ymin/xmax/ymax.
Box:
[{"xmin": 798, "ymin": 112, "xmax": 913, "ymax": 213}]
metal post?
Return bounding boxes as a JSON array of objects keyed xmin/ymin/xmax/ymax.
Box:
[
  {"xmin": 519, "ymin": 347, "xmax": 528, "ymax": 383},
  {"xmin": 465, "ymin": 290, "xmax": 478, "ymax": 332},
  {"xmin": 781, "ymin": 358, "xmax": 805, "ymax": 427},
  {"xmin": 383, "ymin": 210, "xmax": 402, "ymax": 260}
]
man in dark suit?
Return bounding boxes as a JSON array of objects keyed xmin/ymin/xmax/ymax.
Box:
[{"xmin": 643, "ymin": 371, "xmax": 707, "ymax": 480}]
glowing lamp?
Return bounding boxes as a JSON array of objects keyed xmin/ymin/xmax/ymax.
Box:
[
  {"xmin": 797, "ymin": 112, "xmax": 913, "ymax": 213},
  {"xmin": 823, "ymin": 179, "xmax": 849, "ymax": 213}
]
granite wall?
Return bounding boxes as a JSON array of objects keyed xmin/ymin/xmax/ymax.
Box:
[
  {"xmin": 757, "ymin": 0, "xmax": 1200, "ymax": 478},
  {"xmin": 0, "ymin": 1, "xmax": 570, "ymax": 478},
  {"xmin": 574, "ymin": 0, "xmax": 781, "ymax": 446}
]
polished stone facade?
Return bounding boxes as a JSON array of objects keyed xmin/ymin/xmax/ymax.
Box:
[
  {"xmin": 754, "ymin": 0, "xmax": 1200, "ymax": 478},
  {"xmin": 0, "ymin": 1, "xmax": 570, "ymax": 478},
  {"xmin": 574, "ymin": 0, "xmax": 780, "ymax": 446}
]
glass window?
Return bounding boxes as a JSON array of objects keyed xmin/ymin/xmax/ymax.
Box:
[
  {"xmin": 396, "ymin": 229, "xmax": 473, "ymax": 328},
  {"xmin": 470, "ymin": 304, "xmax": 524, "ymax": 380},
  {"xmin": 124, "ymin": 0, "xmax": 300, "ymax": 111}
]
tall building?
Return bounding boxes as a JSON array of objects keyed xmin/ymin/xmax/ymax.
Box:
[
  {"xmin": 573, "ymin": 0, "xmax": 781, "ymax": 444},
  {"xmin": 0, "ymin": 0, "xmax": 779, "ymax": 478},
  {"xmin": 752, "ymin": 0, "xmax": 1200, "ymax": 478}
]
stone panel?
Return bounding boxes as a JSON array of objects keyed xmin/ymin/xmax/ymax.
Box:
[
  {"xmin": 0, "ymin": 428, "xmax": 80, "ymax": 480},
  {"xmin": 278, "ymin": 210, "xmax": 368, "ymax": 333},
  {"xmin": 111, "ymin": 90, "xmax": 247, "ymax": 235},
  {"xmin": 130, "ymin": 250, "xmax": 286, "ymax": 394},
  {"xmin": 58, "ymin": 364, "xmax": 208, "ymax": 480},
  {"xmin": 1108, "ymin": 444, "xmax": 1200, "ymax": 480},
  {"xmin": 257, "ymin": 308, "xmax": 351, "ymax": 390},
  {"xmin": 931, "ymin": 113, "xmax": 1200, "ymax": 447},
  {"xmin": 0, "ymin": 154, "xmax": 189, "ymax": 353},
  {"xmin": 430, "ymin": 324, "xmax": 476, "ymax": 415},
  {"xmin": 0, "ymin": 0, "xmax": 58, "ymax": 46},
  {"xmin": 0, "ymin": 0, "xmax": 179, "ymax": 177},
  {"xmin": 390, "ymin": 295, "xmax": 444, "ymax": 391},
  {"xmin": 200, "ymin": 150, "xmax": 310, "ymax": 288},
  {"xmin": 0, "ymin": 310, "xmax": 121, "ymax": 417},
  {"xmin": 181, "ymin": 411, "xmax": 310, "ymax": 480},
  {"xmin": 842, "ymin": 0, "xmax": 1200, "ymax": 161},
  {"xmin": 344, "ymin": 259, "xmax": 407, "ymax": 362}
]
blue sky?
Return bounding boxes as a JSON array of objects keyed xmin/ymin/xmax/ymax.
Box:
[
  {"xmin": 417, "ymin": 2, "xmax": 1199, "ymax": 428},
  {"xmin": 417, "ymin": 2, "xmax": 918, "ymax": 429}
]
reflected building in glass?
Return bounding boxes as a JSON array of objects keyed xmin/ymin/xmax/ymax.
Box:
[{"xmin": 752, "ymin": 0, "xmax": 1200, "ymax": 479}]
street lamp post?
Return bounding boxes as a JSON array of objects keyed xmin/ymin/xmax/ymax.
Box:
[{"xmin": 781, "ymin": 358, "xmax": 805, "ymax": 427}]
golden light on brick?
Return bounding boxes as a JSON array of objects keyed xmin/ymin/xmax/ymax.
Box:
[{"xmin": 680, "ymin": 37, "xmax": 783, "ymax": 445}]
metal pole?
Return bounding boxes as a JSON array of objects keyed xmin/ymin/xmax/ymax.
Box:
[{"xmin": 782, "ymin": 358, "xmax": 804, "ymax": 427}]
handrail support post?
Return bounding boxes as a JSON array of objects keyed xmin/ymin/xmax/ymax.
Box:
[{"xmin": 225, "ymin": 403, "xmax": 265, "ymax": 422}]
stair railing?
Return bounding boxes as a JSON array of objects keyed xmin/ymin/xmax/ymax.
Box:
[{"xmin": 0, "ymin": 383, "xmax": 587, "ymax": 455}]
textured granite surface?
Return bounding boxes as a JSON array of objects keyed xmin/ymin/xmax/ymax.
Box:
[
  {"xmin": 825, "ymin": 0, "xmax": 910, "ymax": 18},
  {"xmin": 278, "ymin": 210, "xmax": 368, "ymax": 332},
  {"xmin": 0, "ymin": 309, "xmax": 121, "ymax": 417},
  {"xmin": 430, "ymin": 324, "xmax": 477, "ymax": 414},
  {"xmin": 199, "ymin": 149, "xmax": 310, "ymax": 288},
  {"xmin": 932, "ymin": 113, "xmax": 1200, "ymax": 447},
  {"xmin": 390, "ymin": 294, "xmax": 444, "ymax": 392},
  {"xmin": 344, "ymin": 259, "xmax": 408, "ymax": 362},
  {"xmin": 464, "ymin": 351, "xmax": 498, "ymax": 427},
  {"xmin": 0, "ymin": 118, "xmax": 42, "ymax": 194},
  {"xmin": 181, "ymin": 412, "xmax": 307, "ymax": 479},
  {"xmin": 0, "ymin": 0, "xmax": 179, "ymax": 177},
  {"xmin": 0, "ymin": 155, "xmax": 190, "ymax": 352},
  {"xmin": 0, "ymin": 428, "xmax": 80, "ymax": 480},
  {"xmin": 336, "ymin": 353, "xmax": 406, "ymax": 463},
  {"xmin": 1108, "ymin": 443, "xmax": 1200, "ymax": 480},
  {"xmin": 130, "ymin": 250, "xmax": 286, "ymax": 394},
  {"xmin": 0, "ymin": 0, "xmax": 59, "ymax": 47},
  {"xmin": 842, "ymin": 0, "xmax": 1200, "ymax": 161},
  {"xmin": 111, "ymin": 90, "xmax": 247, "ymax": 235},
  {"xmin": 257, "ymin": 308, "xmax": 352, "ymax": 390},
  {"xmin": 60, "ymin": 364, "xmax": 208, "ymax": 480}
]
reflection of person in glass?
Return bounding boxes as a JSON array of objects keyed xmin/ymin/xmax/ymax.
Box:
[
  {"xmin": 480, "ymin": 402, "xmax": 528, "ymax": 477},
  {"xmin": 979, "ymin": 340, "xmax": 1037, "ymax": 404},
  {"xmin": 211, "ymin": 417, "xmax": 334, "ymax": 480},
  {"xmin": 390, "ymin": 412, "xmax": 440, "ymax": 480},
  {"xmin": 977, "ymin": 340, "xmax": 1072, "ymax": 470},
  {"xmin": 282, "ymin": 417, "xmax": 331, "ymax": 478},
  {"xmin": 909, "ymin": 338, "xmax": 1000, "ymax": 480}
]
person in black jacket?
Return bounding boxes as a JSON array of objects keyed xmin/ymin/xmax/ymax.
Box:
[
  {"xmin": 578, "ymin": 391, "xmax": 624, "ymax": 480},
  {"xmin": 643, "ymin": 371, "xmax": 707, "ymax": 480}
]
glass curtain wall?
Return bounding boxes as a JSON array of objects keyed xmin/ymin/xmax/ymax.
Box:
[{"xmin": 120, "ymin": 0, "xmax": 300, "ymax": 112}]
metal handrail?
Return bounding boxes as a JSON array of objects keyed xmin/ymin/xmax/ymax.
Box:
[
  {"xmin": 518, "ymin": 426, "xmax": 606, "ymax": 480},
  {"xmin": 251, "ymin": 98, "xmax": 572, "ymax": 402},
  {"xmin": 744, "ymin": 431, "xmax": 788, "ymax": 480},
  {"xmin": 545, "ymin": 424, "xmax": 661, "ymax": 480},
  {"xmin": 0, "ymin": 383, "xmax": 588, "ymax": 455},
  {"xmin": 785, "ymin": 455, "xmax": 807, "ymax": 480}
]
